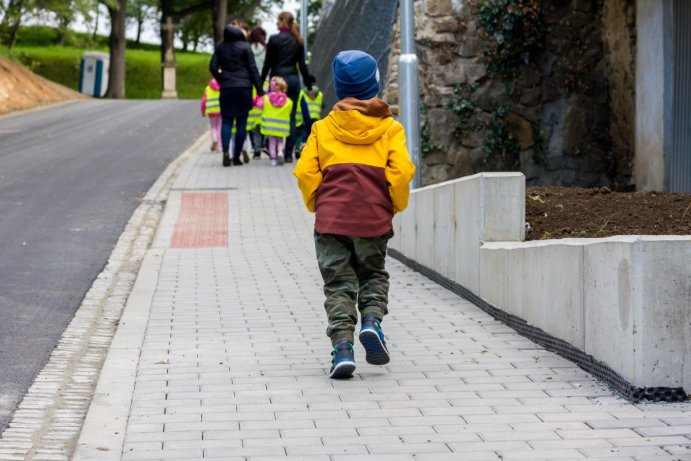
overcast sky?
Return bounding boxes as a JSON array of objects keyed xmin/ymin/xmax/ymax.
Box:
[{"xmin": 68, "ymin": 0, "xmax": 302, "ymax": 52}]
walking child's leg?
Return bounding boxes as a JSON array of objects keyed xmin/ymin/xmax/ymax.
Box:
[
  {"xmin": 277, "ymin": 137, "xmax": 286, "ymax": 155},
  {"xmin": 314, "ymin": 232, "xmax": 359, "ymax": 345},
  {"xmin": 210, "ymin": 116, "xmax": 222, "ymax": 149},
  {"xmin": 352, "ymin": 231, "xmax": 393, "ymax": 365},
  {"xmin": 268, "ymin": 136, "xmax": 278, "ymax": 159},
  {"xmin": 353, "ymin": 232, "xmax": 392, "ymax": 321},
  {"xmin": 251, "ymin": 127, "xmax": 262, "ymax": 158}
]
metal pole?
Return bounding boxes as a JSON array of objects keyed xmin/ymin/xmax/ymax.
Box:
[
  {"xmin": 301, "ymin": 0, "xmax": 309, "ymax": 60},
  {"xmin": 398, "ymin": 0, "xmax": 421, "ymax": 189}
]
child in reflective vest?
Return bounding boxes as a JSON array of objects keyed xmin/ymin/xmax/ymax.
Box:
[
  {"xmin": 256, "ymin": 76, "xmax": 293, "ymax": 166},
  {"xmin": 248, "ymin": 83, "xmax": 268, "ymax": 159},
  {"xmin": 200, "ymin": 78, "xmax": 221, "ymax": 152},
  {"xmin": 295, "ymin": 78, "xmax": 324, "ymax": 158}
]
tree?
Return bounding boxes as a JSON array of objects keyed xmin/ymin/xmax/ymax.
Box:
[
  {"xmin": 127, "ymin": 0, "xmax": 156, "ymax": 45},
  {"xmin": 177, "ymin": 10, "xmax": 212, "ymax": 52},
  {"xmin": 0, "ymin": 0, "xmax": 27, "ymax": 49},
  {"xmin": 212, "ymin": 0, "xmax": 226, "ymax": 45},
  {"xmin": 103, "ymin": 0, "xmax": 126, "ymax": 98},
  {"xmin": 40, "ymin": 0, "xmax": 97, "ymax": 45}
]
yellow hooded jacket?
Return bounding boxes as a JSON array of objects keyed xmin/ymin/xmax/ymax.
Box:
[{"xmin": 293, "ymin": 97, "xmax": 415, "ymax": 237}]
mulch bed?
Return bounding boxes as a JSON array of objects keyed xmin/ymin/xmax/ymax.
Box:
[{"xmin": 525, "ymin": 187, "xmax": 691, "ymax": 240}]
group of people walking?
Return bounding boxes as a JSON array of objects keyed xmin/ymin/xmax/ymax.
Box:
[{"xmin": 202, "ymin": 11, "xmax": 323, "ymax": 167}]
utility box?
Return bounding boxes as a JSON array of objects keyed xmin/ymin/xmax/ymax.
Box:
[{"xmin": 79, "ymin": 52, "xmax": 109, "ymax": 97}]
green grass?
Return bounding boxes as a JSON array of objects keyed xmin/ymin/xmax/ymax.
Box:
[
  {"xmin": 6, "ymin": 26, "xmax": 211, "ymax": 99},
  {"xmin": 9, "ymin": 45, "xmax": 211, "ymax": 100}
]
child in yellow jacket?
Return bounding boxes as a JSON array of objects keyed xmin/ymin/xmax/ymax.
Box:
[{"xmin": 293, "ymin": 50, "xmax": 415, "ymax": 379}]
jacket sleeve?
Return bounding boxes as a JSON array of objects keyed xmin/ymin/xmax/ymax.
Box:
[
  {"xmin": 261, "ymin": 38, "xmax": 275, "ymax": 82},
  {"xmin": 245, "ymin": 46, "xmax": 264, "ymax": 96},
  {"xmin": 209, "ymin": 50, "xmax": 221, "ymax": 81},
  {"xmin": 293, "ymin": 123, "xmax": 322, "ymax": 212},
  {"xmin": 385, "ymin": 121, "xmax": 416, "ymax": 213},
  {"xmin": 297, "ymin": 45, "xmax": 312, "ymax": 90}
]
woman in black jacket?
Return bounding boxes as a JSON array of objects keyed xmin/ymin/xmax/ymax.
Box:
[
  {"xmin": 261, "ymin": 11, "xmax": 312, "ymax": 163},
  {"xmin": 210, "ymin": 25, "xmax": 264, "ymax": 167}
]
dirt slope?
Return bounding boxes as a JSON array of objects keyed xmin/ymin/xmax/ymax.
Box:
[{"xmin": 0, "ymin": 56, "xmax": 84, "ymax": 115}]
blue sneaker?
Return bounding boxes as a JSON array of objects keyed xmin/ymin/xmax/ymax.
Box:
[
  {"xmin": 359, "ymin": 316, "xmax": 390, "ymax": 365},
  {"xmin": 329, "ymin": 341, "xmax": 355, "ymax": 379}
]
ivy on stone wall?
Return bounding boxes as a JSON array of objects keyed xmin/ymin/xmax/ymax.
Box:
[
  {"xmin": 475, "ymin": 0, "xmax": 546, "ymax": 77},
  {"xmin": 483, "ymin": 106, "xmax": 521, "ymax": 169},
  {"xmin": 447, "ymin": 82, "xmax": 479, "ymax": 137},
  {"xmin": 448, "ymin": 84, "xmax": 522, "ymax": 171},
  {"xmin": 421, "ymin": 105, "xmax": 444, "ymax": 156}
]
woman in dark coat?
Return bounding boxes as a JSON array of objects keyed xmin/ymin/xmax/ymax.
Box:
[
  {"xmin": 210, "ymin": 25, "xmax": 264, "ymax": 167},
  {"xmin": 261, "ymin": 11, "xmax": 312, "ymax": 163}
]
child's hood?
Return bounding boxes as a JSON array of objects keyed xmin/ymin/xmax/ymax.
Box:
[
  {"xmin": 209, "ymin": 79, "xmax": 220, "ymax": 91},
  {"xmin": 325, "ymin": 98, "xmax": 393, "ymax": 145},
  {"xmin": 267, "ymin": 91, "xmax": 288, "ymax": 107}
]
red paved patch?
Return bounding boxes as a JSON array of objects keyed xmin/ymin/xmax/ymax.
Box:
[{"xmin": 171, "ymin": 192, "xmax": 228, "ymax": 248}]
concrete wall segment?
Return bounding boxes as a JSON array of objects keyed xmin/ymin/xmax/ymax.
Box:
[
  {"xmin": 390, "ymin": 170, "xmax": 690, "ymax": 390},
  {"xmin": 434, "ymin": 183, "xmax": 456, "ymax": 280},
  {"xmin": 481, "ymin": 240, "xmax": 585, "ymax": 349},
  {"xmin": 479, "ymin": 244, "xmax": 525, "ymax": 319},
  {"xmin": 583, "ymin": 240, "xmax": 637, "ymax": 384},
  {"xmin": 633, "ymin": 238, "xmax": 691, "ymax": 390},
  {"xmin": 453, "ymin": 175, "xmax": 482, "ymax": 292},
  {"xmin": 481, "ymin": 173, "xmax": 525, "ymax": 242},
  {"xmin": 415, "ymin": 185, "xmax": 437, "ymax": 269}
]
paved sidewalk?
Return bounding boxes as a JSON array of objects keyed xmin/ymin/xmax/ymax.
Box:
[{"xmin": 75, "ymin": 146, "xmax": 690, "ymax": 461}]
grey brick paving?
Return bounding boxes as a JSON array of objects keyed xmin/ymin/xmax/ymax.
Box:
[{"xmin": 77, "ymin": 150, "xmax": 691, "ymax": 460}]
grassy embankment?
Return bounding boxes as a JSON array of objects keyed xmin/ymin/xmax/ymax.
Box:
[{"xmin": 5, "ymin": 26, "xmax": 211, "ymax": 99}]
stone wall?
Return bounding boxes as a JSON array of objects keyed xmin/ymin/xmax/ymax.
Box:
[{"xmin": 383, "ymin": 0, "xmax": 637, "ymax": 189}]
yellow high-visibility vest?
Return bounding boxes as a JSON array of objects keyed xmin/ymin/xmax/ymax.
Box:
[
  {"xmin": 204, "ymin": 86, "xmax": 220, "ymax": 115},
  {"xmin": 247, "ymin": 87, "xmax": 262, "ymax": 130},
  {"xmin": 260, "ymin": 95, "xmax": 293, "ymax": 137},
  {"xmin": 296, "ymin": 90, "xmax": 323, "ymax": 127}
]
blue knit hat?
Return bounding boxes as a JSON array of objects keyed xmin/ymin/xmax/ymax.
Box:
[{"xmin": 332, "ymin": 50, "xmax": 380, "ymax": 100}]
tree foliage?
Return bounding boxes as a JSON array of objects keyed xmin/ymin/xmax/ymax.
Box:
[{"xmin": 127, "ymin": 0, "xmax": 156, "ymax": 44}]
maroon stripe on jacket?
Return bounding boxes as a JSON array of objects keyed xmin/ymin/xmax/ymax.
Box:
[{"xmin": 315, "ymin": 163, "xmax": 393, "ymax": 237}]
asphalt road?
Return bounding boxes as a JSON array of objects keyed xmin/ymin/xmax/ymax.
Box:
[{"xmin": 0, "ymin": 100, "xmax": 206, "ymax": 431}]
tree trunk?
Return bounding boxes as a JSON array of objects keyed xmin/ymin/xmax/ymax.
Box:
[
  {"xmin": 213, "ymin": 0, "xmax": 226, "ymax": 45},
  {"xmin": 135, "ymin": 19, "xmax": 142, "ymax": 44},
  {"xmin": 107, "ymin": 0, "xmax": 127, "ymax": 99},
  {"xmin": 57, "ymin": 16, "xmax": 69, "ymax": 45},
  {"xmin": 1, "ymin": 0, "xmax": 25, "ymax": 49},
  {"xmin": 92, "ymin": 5, "xmax": 100, "ymax": 42}
]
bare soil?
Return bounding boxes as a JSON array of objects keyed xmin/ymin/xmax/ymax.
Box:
[
  {"xmin": 0, "ymin": 56, "xmax": 83, "ymax": 115},
  {"xmin": 525, "ymin": 186, "xmax": 691, "ymax": 240}
]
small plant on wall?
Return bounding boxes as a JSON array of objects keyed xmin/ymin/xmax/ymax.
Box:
[
  {"xmin": 482, "ymin": 106, "xmax": 521, "ymax": 170},
  {"xmin": 475, "ymin": 0, "xmax": 546, "ymax": 77}
]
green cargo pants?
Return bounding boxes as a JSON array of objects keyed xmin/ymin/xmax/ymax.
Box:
[{"xmin": 314, "ymin": 230, "xmax": 393, "ymax": 345}]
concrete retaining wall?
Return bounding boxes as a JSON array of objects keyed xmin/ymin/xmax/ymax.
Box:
[{"xmin": 390, "ymin": 173, "xmax": 690, "ymax": 390}]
